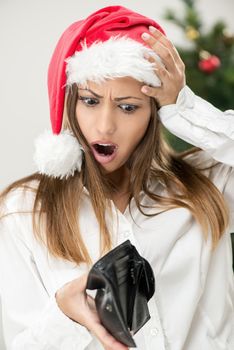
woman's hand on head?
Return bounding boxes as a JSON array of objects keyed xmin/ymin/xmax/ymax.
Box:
[
  {"xmin": 141, "ymin": 26, "xmax": 186, "ymax": 108},
  {"xmin": 55, "ymin": 273, "xmax": 128, "ymax": 350}
]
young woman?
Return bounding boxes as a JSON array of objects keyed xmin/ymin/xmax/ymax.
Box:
[{"xmin": 0, "ymin": 5, "xmax": 233, "ymax": 350}]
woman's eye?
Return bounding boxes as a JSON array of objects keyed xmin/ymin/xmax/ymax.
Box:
[
  {"xmin": 119, "ymin": 104, "xmax": 139, "ymax": 114},
  {"xmin": 78, "ymin": 96, "xmax": 99, "ymax": 106}
]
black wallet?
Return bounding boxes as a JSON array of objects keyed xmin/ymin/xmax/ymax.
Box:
[{"xmin": 86, "ymin": 240, "xmax": 155, "ymax": 347}]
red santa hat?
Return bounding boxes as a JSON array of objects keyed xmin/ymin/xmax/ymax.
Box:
[{"xmin": 34, "ymin": 5, "xmax": 165, "ymax": 179}]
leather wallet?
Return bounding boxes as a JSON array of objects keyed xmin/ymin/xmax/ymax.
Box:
[{"xmin": 86, "ymin": 240, "xmax": 155, "ymax": 347}]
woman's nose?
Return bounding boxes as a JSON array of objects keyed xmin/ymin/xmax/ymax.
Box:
[{"xmin": 96, "ymin": 107, "xmax": 116, "ymax": 136}]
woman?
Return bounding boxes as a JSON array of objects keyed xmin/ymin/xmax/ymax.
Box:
[{"xmin": 0, "ymin": 5, "xmax": 233, "ymax": 350}]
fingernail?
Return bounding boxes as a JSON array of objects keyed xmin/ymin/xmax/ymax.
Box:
[
  {"xmin": 144, "ymin": 52, "xmax": 150, "ymax": 59},
  {"xmin": 141, "ymin": 32, "xmax": 150, "ymax": 40},
  {"xmin": 141, "ymin": 86, "xmax": 149, "ymax": 93},
  {"xmin": 149, "ymin": 26, "xmax": 156, "ymax": 33}
]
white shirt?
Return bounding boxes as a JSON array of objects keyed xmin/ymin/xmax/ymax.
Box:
[{"xmin": 0, "ymin": 86, "xmax": 234, "ymax": 350}]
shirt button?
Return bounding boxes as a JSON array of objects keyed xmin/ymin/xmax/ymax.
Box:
[{"xmin": 150, "ymin": 328, "xmax": 159, "ymax": 336}]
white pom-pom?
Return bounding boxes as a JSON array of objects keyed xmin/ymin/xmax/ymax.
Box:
[{"xmin": 33, "ymin": 129, "xmax": 83, "ymax": 179}]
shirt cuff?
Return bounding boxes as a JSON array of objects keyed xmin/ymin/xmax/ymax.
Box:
[{"xmin": 158, "ymin": 85, "xmax": 195, "ymax": 121}]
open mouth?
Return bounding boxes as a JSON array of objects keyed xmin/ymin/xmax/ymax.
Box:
[
  {"xmin": 91, "ymin": 141, "xmax": 118, "ymax": 164},
  {"xmin": 92, "ymin": 143, "xmax": 117, "ymax": 156}
]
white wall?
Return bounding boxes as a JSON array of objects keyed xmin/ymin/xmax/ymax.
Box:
[{"xmin": 0, "ymin": 1, "xmax": 234, "ymax": 348}]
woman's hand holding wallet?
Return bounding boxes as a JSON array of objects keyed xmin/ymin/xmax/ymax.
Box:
[
  {"xmin": 55, "ymin": 273, "xmax": 128, "ymax": 350},
  {"xmin": 55, "ymin": 240, "xmax": 155, "ymax": 349}
]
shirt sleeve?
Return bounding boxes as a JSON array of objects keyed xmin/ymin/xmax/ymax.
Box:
[
  {"xmin": 0, "ymin": 205, "xmax": 92, "ymax": 350},
  {"xmin": 158, "ymin": 85, "xmax": 234, "ymax": 167},
  {"xmin": 158, "ymin": 85, "xmax": 234, "ymax": 233},
  {"xmin": 158, "ymin": 86, "xmax": 234, "ymax": 349},
  {"xmin": 156, "ymin": 211, "xmax": 234, "ymax": 350}
]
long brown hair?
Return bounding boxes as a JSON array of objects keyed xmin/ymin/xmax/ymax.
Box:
[{"xmin": 0, "ymin": 84, "xmax": 229, "ymax": 265}]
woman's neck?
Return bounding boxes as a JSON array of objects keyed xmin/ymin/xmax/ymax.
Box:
[{"xmin": 106, "ymin": 166, "xmax": 130, "ymax": 195}]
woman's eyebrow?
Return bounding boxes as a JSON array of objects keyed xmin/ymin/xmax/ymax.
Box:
[{"xmin": 79, "ymin": 88, "xmax": 143, "ymax": 101}]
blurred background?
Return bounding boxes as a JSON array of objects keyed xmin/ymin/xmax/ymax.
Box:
[{"xmin": 0, "ymin": 1, "xmax": 234, "ymax": 348}]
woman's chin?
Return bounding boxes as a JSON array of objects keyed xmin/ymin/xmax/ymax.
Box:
[{"xmin": 100, "ymin": 162, "xmax": 127, "ymax": 175}]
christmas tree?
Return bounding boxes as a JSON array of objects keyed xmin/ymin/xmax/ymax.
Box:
[
  {"xmin": 163, "ymin": 0, "xmax": 234, "ymax": 270},
  {"xmin": 163, "ymin": 0, "xmax": 234, "ymax": 151}
]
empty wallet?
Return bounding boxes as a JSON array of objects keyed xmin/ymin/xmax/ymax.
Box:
[{"xmin": 86, "ymin": 240, "xmax": 155, "ymax": 347}]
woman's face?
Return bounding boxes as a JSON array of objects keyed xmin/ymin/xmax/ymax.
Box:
[{"xmin": 76, "ymin": 77, "xmax": 151, "ymax": 173}]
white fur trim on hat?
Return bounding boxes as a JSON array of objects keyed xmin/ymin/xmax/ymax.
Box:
[
  {"xmin": 33, "ymin": 129, "xmax": 83, "ymax": 179},
  {"xmin": 65, "ymin": 36, "xmax": 162, "ymax": 87}
]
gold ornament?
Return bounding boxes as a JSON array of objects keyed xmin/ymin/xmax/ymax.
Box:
[
  {"xmin": 185, "ymin": 26, "xmax": 200, "ymax": 40},
  {"xmin": 199, "ymin": 50, "xmax": 211, "ymax": 60},
  {"xmin": 222, "ymin": 28, "xmax": 234, "ymax": 46}
]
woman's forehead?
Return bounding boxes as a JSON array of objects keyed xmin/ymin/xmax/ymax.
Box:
[{"xmin": 78, "ymin": 77, "xmax": 147, "ymax": 99}]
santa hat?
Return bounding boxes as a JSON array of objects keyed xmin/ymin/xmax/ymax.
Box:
[{"xmin": 34, "ymin": 5, "xmax": 165, "ymax": 179}]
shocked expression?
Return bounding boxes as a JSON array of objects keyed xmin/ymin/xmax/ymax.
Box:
[{"xmin": 76, "ymin": 77, "xmax": 151, "ymax": 173}]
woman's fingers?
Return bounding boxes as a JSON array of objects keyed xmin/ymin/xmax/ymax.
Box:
[
  {"xmin": 153, "ymin": 59, "xmax": 170, "ymax": 81},
  {"xmin": 85, "ymin": 293, "xmax": 129, "ymax": 349},
  {"xmin": 56, "ymin": 274, "xmax": 129, "ymax": 349},
  {"xmin": 86, "ymin": 299, "xmax": 129, "ymax": 349},
  {"xmin": 141, "ymin": 85, "xmax": 161, "ymax": 97},
  {"xmin": 90, "ymin": 321, "xmax": 129, "ymax": 350},
  {"xmin": 148, "ymin": 26, "xmax": 185, "ymax": 68},
  {"xmin": 141, "ymin": 27, "xmax": 186, "ymax": 107},
  {"xmin": 142, "ymin": 32, "xmax": 177, "ymax": 73}
]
